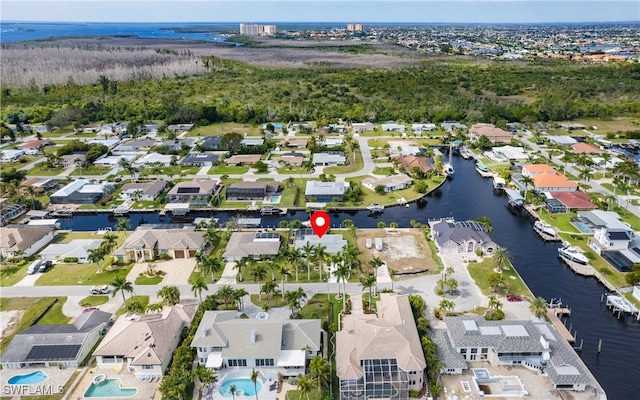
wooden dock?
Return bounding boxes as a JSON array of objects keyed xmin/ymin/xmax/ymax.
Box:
[
  {"xmin": 547, "ymin": 308, "xmax": 575, "ymax": 343},
  {"xmin": 533, "ymin": 225, "xmax": 561, "ymax": 242},
  {"xmin": 558, "ymin": 255, "xmax": 596, "ymax": 276}
]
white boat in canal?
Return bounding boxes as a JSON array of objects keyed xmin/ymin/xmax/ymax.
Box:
[
  {"xmin": 558, "ymin": 245, "xmax": 589, "ymax": 265},
  {"xmin": 366, "ymin": 203, "xmax": 384, "ymax": 213},
  {"xmin": 534, "ymin": 220, "xmax": 557, "ymax": 238},
  {"xmin": 443, "ymin": 143, "xmax": 455, "ymax": 177}
]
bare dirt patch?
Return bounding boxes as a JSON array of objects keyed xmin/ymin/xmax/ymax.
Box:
[
  {"xmin": 0, "ymin": 310, "xmax": 24, "ymax": 338},
  {"xmin": 356, "ymin": 228, "xmax": 436, "ymax": 275}
]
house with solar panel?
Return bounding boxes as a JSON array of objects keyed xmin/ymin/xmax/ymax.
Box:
[
  {"xmin": 430, "ymin": 316, "xmax": 593, "ymax": 392},
  {"xmin": 222, "ymin": 231, "xmax": 281, "ymax": 261},
  {"xmin": 0, "ymin": 310, "xmax": 111, "ymax": 369}
]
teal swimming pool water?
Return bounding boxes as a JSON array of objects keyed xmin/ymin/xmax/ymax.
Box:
[
  {"xmin": 8, "ymin": 371, "xmax": 48, "ymax": 385},
  {"xmin": 83, "ymin": 379, "xmax": 137, "ymax": 398},
  {"xmin": 219, "ymin": 378, "xmax": 262, "ymax": 397}
]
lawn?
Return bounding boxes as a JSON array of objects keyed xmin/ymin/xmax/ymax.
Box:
[
  {"xmin": 0, "ymin": 260, "xmax": 28, "ymax": 286},
  {"xmin": 280, "ymin": 187, "xmax": 299, "ymax": 207},
  {"xmin": 115, "ymin": 295, "xmax": 150, "ymax": 316},
  {"xmin": 372, "ymin": 167, "xmax": 395, "ymax": 175},
  {"xmin": 186, "ymin": 122, "xmax": 261, "ymax": 137},
  {"xmin": 466, "ymin": 258, "xmax": 531, "ymax": 297},
  {"xmin": 188, "ymin": 236, "xmax": 229, "ymax": 284},
  {"xmin": 1, "ymin": 155, "xmax": 41, "ymax": 170},
  {"xmin": 79, "ymin": 295, "xmax": 109, "ymax": 307},
  {"xmin": 285, "ymin": 389, "xmax": 323, "ymax": 400},
  {"xmin": 0, "ymin": 297, "xmax": 63, "ymax": 352},
  {"xmin": 70, "ymin": 165, "xmax": 112, "ymax": 176},
  {"xmin": 298, "ymin": 293, "xmax": 344, "ymax": 329},
  {"xmin": 538, "ymin": 210, "xmax": 580, "ymax": 233},
  {"xmin": 555, "ymin": 117, "xmax": 640, "ymax": 135},
  {"xmin": 277, "ymin": 165, "xmax": 307, "ymax": 175},
  {"xmin": 35, "ymin": 262, "xmax": 133, "ymax": 286},
  {"xmin": 27, "ymin": 164, "xmax": 65, "ymax": 176},
  {"xmin": 208, "ymin": 165, "xmax": 250, "ymax": 175},
  {"xmin": 341, "ymin": 175, "xmax": 443, "ymax": 207},
  {"xmin": 249, "ymin": 294, "xmax": 289, "ymax": 309},
  {"xmin": 135, "ymin": 275, "xmax": 164, "ymax": 285},
  {"xmin": 36, "ymin": 297, "xmax": 71, "ymax": 325},
  {"xmin": 323, "ymin": 148, "xmax": 363, "ymax": 174}
]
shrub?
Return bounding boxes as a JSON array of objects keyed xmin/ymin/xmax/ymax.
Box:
[
  {"xmin": 288, "ymin": 376, "xmax": 299, "ymax": 385},
  {"xmin": 63, "ymin": 257, "xmax": 79, "ymax": 263},
  {"xmin": 485, "ymin": 309, "xmax": 505, "ymax": 321},
  {"xmin": 409, "ymin": 390, "xmax": 420, "ymax": 397}
]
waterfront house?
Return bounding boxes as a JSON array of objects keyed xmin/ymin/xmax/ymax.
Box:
[
  {"xmin": 191, "ymin": 310, "xmax": 322, "ymax": 377},
  {"xmin": 336, "ymin": 293, "xmax": 426, "ymax": 400},
  {"xmin": 39, "ymin": 239, "xmax": 104, "ymax": 263},
  {"xmin": 49, "ymin": 179, "xmax": 110, "ymax": 204},
  {"xmin": 544, "ymin": 191, "xmax": 597, "ymax": 213},
  {"xmin": 388, "ymin": 142, "xmax": 421, "ymax": 156},
  {"xmin": 431, "ymin": 316, "xmax": 592, "ymax": 392},
  {"xmin": 572, "ymin": 142, "xmax": 602, "ymax": 154},
  {"xmin": 0, "ymin": 201, "xmax": 27, "ymax": 226},
  {"xmin": 395, "ymin": 155, "xmax": 431, "ymax": 175},
  {"xmin": 133, "ymin": 152, "xmax": 173, "ymax": 167},
  {"xmin": 166, "ymin": 179, "xmax": 221, "ymax": 204},
  {"xmin": 351, "ymin": 122, "xmax": 375, "ymax": 134},
  {"xmin": 431, "ymin": 219, "xmax": 497, "ymax": 255},
  {"xmin": 225, "ymin": 154, "xmax": 262, "ymax": 166},
  {"xmin": 1, "ymin": 309, "xmax": 111, "ymax": 369},
  {"xmin": 19, "ymin": 177, "xmax": 59, "ymax": 194},
  {"xmin": 469, "ymin": 124, "xmax": 512, "ymax": 144},
  {"xmin": 294, "ymin": 231, "xmax": 347, "ymax": 255},
  {"xmin": 121, "ymin": 181, "xmax": 167, "ymax": 201},
  {"xmin": 492, "ymin": 146, "xmax": 528, "ymax": 161},
  {"xmin": 313, "ymin": 152, "xmax": 346, "ymax": 166},
  {"xmin": 0, "ymin": 225, "xmax": 57, "ymax": 258},
  {"xmin": 520, "ymin": 164, "xmax": 578, "ymax": 193},
  {"xmin": 113, "ymin": 225, "xmax": 205, "ymax": 261},
  {"xmin": 222, "ymin": 232, "xmax": 281, "ymax": 261},
  {"xmin": 226, "ymin": 181, "xmax": 279, "ymax": 201},
  {"xmin": 362, "ymin": 173, "xmax": 412, "ymax": 193},
  {"xmin": 94, "ymin": 305, "xmax": 196, "ymax": 377},
  {"xmin": 305, "ymin": 181, "xmax": 348, "ymax": 202},
  {"xmin": 180, "ymin": 152, "xmax": 220, "ymax": 167}
]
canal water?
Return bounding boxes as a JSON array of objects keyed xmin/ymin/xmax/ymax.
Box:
[{"xmin": 59, "ymin": 157, "xmax": 639, "ymax": 399}]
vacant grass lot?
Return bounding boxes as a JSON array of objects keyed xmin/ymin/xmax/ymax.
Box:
[
  {"xmin": 35, "ymin": 263, "xmax": 132, "ymax": 286},
  {"xmin": 70, "ymin": 165, "xmax": 112, "ymax": 176},
  {"xmin": 36, "ymin": 297, "xmax": 70, "ymax": 324},
  {"xmin": 186, "ymin": 122, "xmax": 261, "ymax": 137},
  {"xmin": 0, "ymin": 297, "xmax": 67, "ymax": 352},
  {"xmin": 208, "ymin": 165, "xmax": 250, "ymax": 175},
  {"xmin": 467, "ymin": 258, "xmax": 531, "ymax": 297}
]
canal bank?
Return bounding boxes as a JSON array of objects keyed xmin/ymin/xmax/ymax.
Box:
[{"xmin": 53, "ymin": 156, "xmax": 638, "ymax": 399}]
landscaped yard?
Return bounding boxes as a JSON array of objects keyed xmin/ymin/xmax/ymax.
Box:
[
  {"xmin": 467, "ymin": 258, "xmax": 531, "ymax": 297},
  {"xmin": 323, "ymin": 148, "xmax": 363, "ymax": 174},
  {"xmin": 341, "ymin": 175, "xmax": 443, "ymax": 207},
  {"xmin": 207, "ymin": 165, "xmax": 250, "ymax": 175},
  {"xmin": 27, "ymin": 164, "xmax": 65, "ymax": 176},
  {"xmin": 35, "ymin": 263, "xmax": 132, "ymax": 286},
  {"xmin": 70, "ymin": 165, "xmax": 112, "ymax": 176},
  {"xmin": 135, "ymin": 274, "xmax": 164, "ymax": 285},
  {"xmin": 0, "ymin": 261, "xmax": 29, "ymax": 286}
]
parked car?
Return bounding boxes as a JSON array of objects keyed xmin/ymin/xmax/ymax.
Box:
[
  {"xmin": 507, "ymin": 294, "xmax": 524, "ymax": 302},
  {"xmin": 83, "ymin": 307, "xmax": 99, "ymax": 313},
  {"xmin": 26, "ymin": 259, "xmax": 42, "ymax": 275},
  {"xmin": 90, "ymin": 285, "xmax": 110, "ymax": 294},
  {"xmin": 38, "ymin": 260, "xmax": 53, "ymax": 273}
]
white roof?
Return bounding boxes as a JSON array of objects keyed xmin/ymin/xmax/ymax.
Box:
[
  {"xmin": 294, "ymin": 234, "xmax": 347, "ymax": 255},
  {"xmin": 548, "ymin": 136, "xmax": 577, "ymax": 145},
  {"xmin": 165, "ymin": 203, "xmax": 191, "ymax": 210},
  {"xmin": 277, "ymin": 350, "xmax": 306, "ymax": 367},
  {"xmin": 40, "ymin": 239, "xmax": 103, "ymax": 260},
  {"xmin": 78, "ymin": 184, "xmax": 106, "ymax": 194},
  {"xmin": 133, "ymin": 153, "xmax": 173, "ymax": 166},
  {"xmin": 492, "ymin": 146, "xmax": 528, "ymax": 160},
  {"xmin": 95, "ymin": 155, "xmax": 136, "ymax": 165},
  {"xmin": 27, "ymin": 219, "xmax": 58, "ymax": 226},
  {"xmin": 205, "ymin": 352, "xmax": 223, "ymax": 368},
  {"xmin": 51, "ymin": 179, "xmax": 90, "ymax": 197}
]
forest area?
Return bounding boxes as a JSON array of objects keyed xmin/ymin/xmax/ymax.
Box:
[{"xmin": 2, "ymin": 46, "xmax": 640, "ymax": 129}]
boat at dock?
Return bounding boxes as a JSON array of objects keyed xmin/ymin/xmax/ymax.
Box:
[
  {"xmin": 534, "ymin": 220, "xmax": 558, "ymax": 239},
  {"xmin": 475, "ymin": 161, "xmax": 493, "ymax": 178},
  {"xmin": 260, "ymin": 205, "xmax": 287, "ymax": 216},
  {"xmin": 366, "ymin": 203, "xmax": 384, "ymax": 213},
  {"xmin": 443, "ymin": 142, "xmax": 455, "ymax": 177},
  {"xmin": 558, "ymin": 244, "xmax": 589, "ymax": 265}
]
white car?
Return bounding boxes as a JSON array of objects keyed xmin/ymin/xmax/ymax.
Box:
[{"xmin": 90, "ymin": 285, "xmax": 110, "ymax": 294}]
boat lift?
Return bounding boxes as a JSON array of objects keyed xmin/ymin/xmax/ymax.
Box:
[{"xmin": 504, "ymin": 189, "xmax": 524, "ymax": 207}]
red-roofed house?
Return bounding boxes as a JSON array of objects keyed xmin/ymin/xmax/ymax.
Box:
[
  {"xmin": 522, "ymin": 164, "xmax": 557, "ymax": 177},
  {"xmin": 395, "ymin": 155, "xmax": 431, "ymax": 175},
  {"xmin": 548, "ymin": 191, "xmax": 597, "ymax": 211},
  {"xmin": 18, "ymin": 139, "xmax": 49, "ymax": 149},
  {"xmin": 572, "ymin": 142, "xmax": 601, "ymax": 154},
  {"xmin": 532, "ymin": 173, "xmax": 578, "ymax": 192},
  {"xmin": 469, "ymin": 124, "xmax": 512, "ymax": 144}
]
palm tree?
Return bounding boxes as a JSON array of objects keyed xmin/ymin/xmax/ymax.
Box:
[
  {"xmin": 216, "ymin": 285, "xmax": 235, "ymax": 310},
  {"xmin": 360, "ymin": 274, "xmax": 377, "ymax": 311},
  {"xmin": 286, "ymin": 247, "xmax": 303, "ymax": 281},
  {"xmin": 111, "ymin": 276, "xmax": 133, "ymax": 304},
  {"xmin": 368, "ymin": 256, "xmax": 384, "ymax": 277},
  {"xmin": 520, "ymin": 175, "xmax": 534, "ymax": 202},
  {"xmin": 302, "ymin": 159, "xmax": 315, "ymax": 179},
  {"xmin": 301, "ymin": 242, "xmax": 316, "ymax": 281},
  {"xmin": 203, "ymin": 227, "xmax": 219, "ymax": 248},
  {"xmin": 146, "ymin": 302, "xmax": 163, "ymax": 313},
  {"xmin": 439, "ymin": 298, "xmax": 455, "ymax": 314},
  {"xmin": 115, "ymin": 217, "xmax": 131, "ymax": 238},
  {"xmin": 313, "ymin": 245, "xmax": 328, "ymax": 281},
  {"xmin": 190, "ymin": 273, "xmax": 208, "ymax": 303},
  {"xmin": 261, "ymin": 280, "xmax": 279, "ymax": 307},
  {"xmin": 446, "ymin": 277, "xmax": 458, "ymax": 295},
  {"xmin": 284, "ymin": 287, "xmax": 307, "ymax": 318},
  {"xmin": 157, "ymin": 285, "xmax": 180, "ymax": 306},
  {"xmin": 342, "ymin": 244, "xmax": 360, "ymax": 270},
  {"xmin": 278, "ymin": 262, "xmax": 292, "ymax": 299},
  {"xmin": 296, "ymin": 374, "xmax": 316, "ymax": 400},
  {"xmin": 250, "ymin": 263, "xmax": 268, "ymax": 299},
  {"xmin": 250, "ymin": 369, "xmax": 260, "ymax": 400},
  {"xmin": 26, "ymin": 186, "xmax": 37, "ymax": 210},
  {"xmin": 334, "ymin": 260, "xmax": 350, "ymax": 310},
  {"xmin": 234, "ymin": 288, "xmax": 249, "ymax": 311},
  {"xmin": 201, "ymin": 256, "xmax": 223, "ymax": 283},
  {"xmin": 488, "ymin": 295, "xmax": 503, "ymax": 311},
  {"xmin": 102, "ymin": 232, "xmax": 118, "ymax": 253},
  {"xmin": 309, "ymin": 355, "xmax": 330, "ymax": 391},
  {"xmin": 234, "ymin": 258, "xmax": 248, "ymax": 282},
  {"xmin": 87, "ymin": 247, "xmax": 106, "ymax": 273},
  {"xmin": 195, "ymin": 366, "xmax": 218, "ymax": 399},
  {"xmin": 529, "ymin": 296, "xmax": 548, "ymax": 318},
  {"xmin": 493, "ymin": 246, "xmax": 512, "ymax": 271},
  {"xmin": 229, "ymin": 384, "xmax": 238, "ymax": 400}
]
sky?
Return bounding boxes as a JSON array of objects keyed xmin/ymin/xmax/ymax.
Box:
[{"xmin": 1, "ymin": 0, "xmax": 639, "ymax": 24}]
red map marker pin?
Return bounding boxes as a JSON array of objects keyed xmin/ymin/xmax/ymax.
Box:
[{"xmin": 310, "ymin": 211, "xmax": 330, "ymax": 238}]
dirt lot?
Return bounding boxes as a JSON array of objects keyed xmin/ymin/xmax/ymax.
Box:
[
  {"xmin": 356, "ymin": 228, "xmax": 437, "ymax": 275},
  {"xmin": 0, "ymin": 310, "xmax": 24, "ymax": 338}
]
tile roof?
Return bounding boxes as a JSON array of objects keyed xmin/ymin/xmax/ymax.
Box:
[
  {"xmin": 548, "ymin": 191, "xmax": 597, "ymax": 209},
  {"xmin": 0, "ymin": 225, "xmax": 55, "ymax": 252},
  {"xmin": 222, "ymin": 232, "xmax": 281, "ymax": 259},
  {"xmin": 572, "ymin": 142, "xmax": 602, "ymax": 154},
  {"xmin": 114, "ymin": 226, "xmax": 204, "ymax": 255},
  {"xmin": 532, "ymin": 172, "xmax": 578, "ymax": 189},
  {"xmin": 395, "ymin": 155, "xmax": 431, "ymax": 173}
]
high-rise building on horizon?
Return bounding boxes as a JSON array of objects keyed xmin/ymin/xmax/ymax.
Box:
[
  {"xmin": 347, "ymin": 23, "xmax": 364, "ymax": 32},
  {"xmin": 263, "ymin": 25, "xmax": 277, "ymax": 35},
  {"xmin": 240, "ymin": 23, "xmax": 276, "ymax": 36}
]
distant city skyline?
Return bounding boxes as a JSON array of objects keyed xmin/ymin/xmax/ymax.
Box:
[{"xmin": 2, "ymin": 1, "xmax": 639, "ymax": 24}]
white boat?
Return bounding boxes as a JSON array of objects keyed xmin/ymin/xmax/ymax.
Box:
[
  {"xmin": 534, "ymin": 220, "xmax": 557, "ymax": 237},
  {"xmin": 443, "ymin": 142, "xmax": 455, "ymax": 176},
  {"xmin": 558, "ymin": 245, "xmax": 589, "ymax": 265},
  {"xmin": 366, "ymin": 203, "xmax": 384, "ymax": 213}
]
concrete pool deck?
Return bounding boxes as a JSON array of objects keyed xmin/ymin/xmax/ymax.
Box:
[
  {"xmin": 66, "ymin": 366, "xmax": 158, "ymax": 400},
  {"xmin": 0, "ymin": 367, "xmax": 75, "ymax": 398}
]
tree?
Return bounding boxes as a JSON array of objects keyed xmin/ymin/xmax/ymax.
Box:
[
  {"xmin": 296, "ymin": 374, "xmax": 316, "ymax": 400},
  {"xmin": 488, "ymin": 295, "xmax": 503, "ymax": 311},
  {"xmin": 253, "ymin": 160, "xmax": 268, "ymax": 173},
  {"xmin": 157, "ymin": 285, "xmax": 180, "ymax": 306},
  {"xmin": 190, "ymin": 273, "xmax": 208, "ymax": 303},
  {"xmin": 439, "ymin": 298, "xmax": 455, "ymax": 314},
  {"xmin": 446, "ymin": 277, "xmax": 458, "ymax": 295},
  {"xmin": 360, "ymin": 274, "xmax": 377, "ymax": 311},
  {"xmin": 87, "ymin": 247, "xmax": 106, "ymax": 273},
  {"xmin": 146, "ymin": 302, "xmax": 163, "ymax": 313},
  {"xmin": 234, "ymin": 258, "xmax": 247, "ymax": 282},
  {"xmin": 250, "ymin": 262, "xmax": 268, "ymax": 299},
  {"xmin": 111, "ymin": 276, "xmax": 133, "ymax": 304},
  {"xmin": 285, "ymin": 287, "xmax": 307, "ymax": 318},
  {"xmin": 309, "ymin": 355, "xmax": 330, "ymax": 391},
  {"xmin": 101, "ymin": 232, "xmax": 118, "ymax": 253},
  {"xmin": 334, "ymin": 260, "xmax": 350, "ymax": 309},
  {"xmin": 368, "ymin": 256, "xmax": 384, "ymax": 277},
  {"xmin": 529, "ymin": 296, "xmax": 548, "ymax": 318},
  {"xmin": 229, "ymin": 384, "xmax": 238, "ymax": 400},
  {"xmin": 194, "ymin": 366, "xmax": 218, "ymax": 399},
  {"xmin": 278, "ymin": 262, "xmax": 292, "ymax": 299},
  {"xmin": 302, "ymin": 159, "xmax": 315, "ymax": 178},
  {"xmin": 520, "ymin": 175, "xmax": 534, "ymax": 202},
  {"xmin": 221, "ymin": 132, "xmax": 244, "ymax": 155},
  {"xmin": 313, "ymin": 245, "xmax": 328, "ymax": 281},
  {"xmin": 377, "ymin": 221, "xmax": 386, "ymax": 229},
  {"xmin": 487, "ymin": 271, "xmax": 505, "ymax": 293},
  {"xmin": 217, "ymin": 285, "xmax": 236, "ymax": 310},
  {"xmin": 301, "ymin": 242, "xmax": 316, "ymax": 281},
  {"xmin": 250, "ymin": 369, "xmax": 260, "ymax": 400},
  {"xmin": 261, "ymin": 280, "xmax": 279, "ymax": 307},
  {"xmin": 115, "ymin": 217, "xmax": 131, "ymax": 237},
  {"xmin": 234, "ymin": 288, "xmax": 249, "ymax": 311},
  {"xmin": 493, "ymin": 246, "xmax": 512, "ymax": 271},
  {"xmin": 200, "ymin": 255, "xmax": 223, "ymax": 283}
]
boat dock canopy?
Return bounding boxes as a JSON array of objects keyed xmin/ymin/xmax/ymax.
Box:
[
  {"xmin": 505, "ymin": 189, "xmax": 525, "ymax": 206},
  {"xmin": 237, "ymin": 218, "xmax": 262, "ymax": 227}
]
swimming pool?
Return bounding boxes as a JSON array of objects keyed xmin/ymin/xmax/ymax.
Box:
[
  {"xmin": 8, "ymin": 370, "xmax": 48, "ymax": 385},
  {"xmin": 83, "ymin": 379, "xmax": 138, "ymax": 398},
  {"xmin": 219, "ymin": 378, "xmax": 262, "ymax": 397},
  {"xmin": 268, "ymin": 194, "xmax": 281, "ymax": 204},
  {"xmin": 365, "ymin": 382, "xmax": 397, "ymax": 397}
]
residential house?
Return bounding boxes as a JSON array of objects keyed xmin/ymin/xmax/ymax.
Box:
[
  {"xmin": 121, "ymin": 181, "xmax": 167, "ymax": 201},
  {"xmin": 112, "ymin": 139, "xmax": 158, "ymax": 153},
  {"xmin": 520, "ymin": 164, "xmax": 578, "ymax": 193},
  {"xmin": 560, "ymin": 123, "xmax": 586, "ymax": 131},
  {"xmin": 226, "ymin": 181, "xmax": 280, "ymax": 201},
  {"xmin": 60, "ymin": 153, "xmax": 86, "ymax": 168},
  {"xmin": 469, "ymin": 124, "xmax": 512, "ymax": 144},
  {"xmin": 431, "ymin": 219, "xmax": 497, "ymax": 255},
  {"xmin": 200, "ymin": 136, "xmax": 223, "ymax": 149},
  {"xmin": 39, "ymin": 239, "xmax": 104, "ymax": 263},
  {"xmin": 20, "ymin": 177, "xmax": 59, "ymax": 194},
  {"xmin": 411, "ymin": 123, "xmax": 437, "ymax": 134},
  {"xmin": 381, "ymin": 122, "xmax": 406, "ymax": 133},
  {"xmin": 282, "ymin": 138, "xmax": 308, "ymax": 149},
  {"xmin": 225, "ymin": 154, "xmax": 262, "ymax": 166},
  {"xmin": 1, "ymin": 149, "xmax": 25, "ymax": 162},
  {"xmin": 241, "ymin": 137, "xmax": 265, "ymax": 147},
  {"xmin": 192, "ymin": 311, "xmax": 322, "ymax": 377},
  {"xmin": 580, "ymin": 211, "xmax": 639, "ymax": 270},
  {"xmin": 113, "ymin": 225, "xmax": 205, "ymax": 261},
  {"xmin": 305, "ymin": 181, "xmax": 348, "ymax": 202},
  {"xmin": 262, "ymin": 123, "xmax": 284, "ymax": 133},
  {"xmin": 288, "ymin": 122, "xmax": 314, "ymax": 134},
  {"xmin": 166, "ymin": 179, "xmax": 221, "ymax": 204},
  {"xmin": 86, "ymin": 138, "xmax": 121, "ymax": 149},
  {"xmin": 0, "ymin": 310, "xmax": 111, "ymax": 369},
  {"xmin": 94, "ymin": 305, "xmax": 196, "ymax": 377},
  {"xmin": 222, "ymin": 232, "xmax": 281, "ymax": 261},
  {"xmin": 545, "ymin": 191, "xmax": 597, "ymax": 213},
  {"xmin": 133, "ymin": 152, "xmax": 174, "ymax": 167},
  {"xmin": 362, "ymin": 173, "xmax": 412, "ymax": 193},
  {"xmin": 94, "ymin": 154, "xmax": 136, "ymax": 168},
  {"xmin": 321, "ymin": 137, "xmax": 344, "ymax": 148},
  {"xmin": 313, "ymin": 152, "xmax": 346, "ymax": 166},
  {"xmin": 0, "ymin": 225, "xmax": 57, "ymax": 258},
  {"xmin": 18, "ymin": 139, "xmax": 49, "ymax": 154},
  {"xmin": 328, "ymin": 124, "xmax": 347, "ymax": 134},
  {"xmin": 572, "ymin": 142, "xmax": 602, "ymax": 154},
  {"xmin": 167, "ymin": 124, "xmax": 194, "ymax": 133},
  {"xmin": 0, "ymin": 202, "xmax": 27, "ymax": 226},
  {"xmin": 441, "ymin": 121, "xmax": 467, "ymax": 131},
  {"xmin": 160, "ymin": 138, "xmax": 196, "ymax": 151},
  {"xmin": 49, "ymin": 179, "xmax": 110, "ymax": 204},
  {"xmin": 492, "ymin": 146, "xmax": 528, "ymax": 161},
  {"xmin": 337, "ymin": 293, "xmax": 426, "ymax": 400},
  {"xmin": 272, "ymin": 152, "xmax": 304, "ymax": 167},
  {"xmin": 547, "ymin": 136, "xmax": 577, "ymax": 146},
  {"xmin": 431, "ymin": 316, "xmax": 593, "ymax": 392},
  {"xmin": 294, "ymin": 231, "xmax": 347, "ymax": 255},
  {"xmin": 351, "ymin": 122, "xmax": 375, "ymax": 134},
  {"xmin": 395, "ymin": 155, "xmax": 430, "ymax": 175},
  {"xmin": 181, "ymin": 152, "xmax": 220, "ymax": 167}
]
